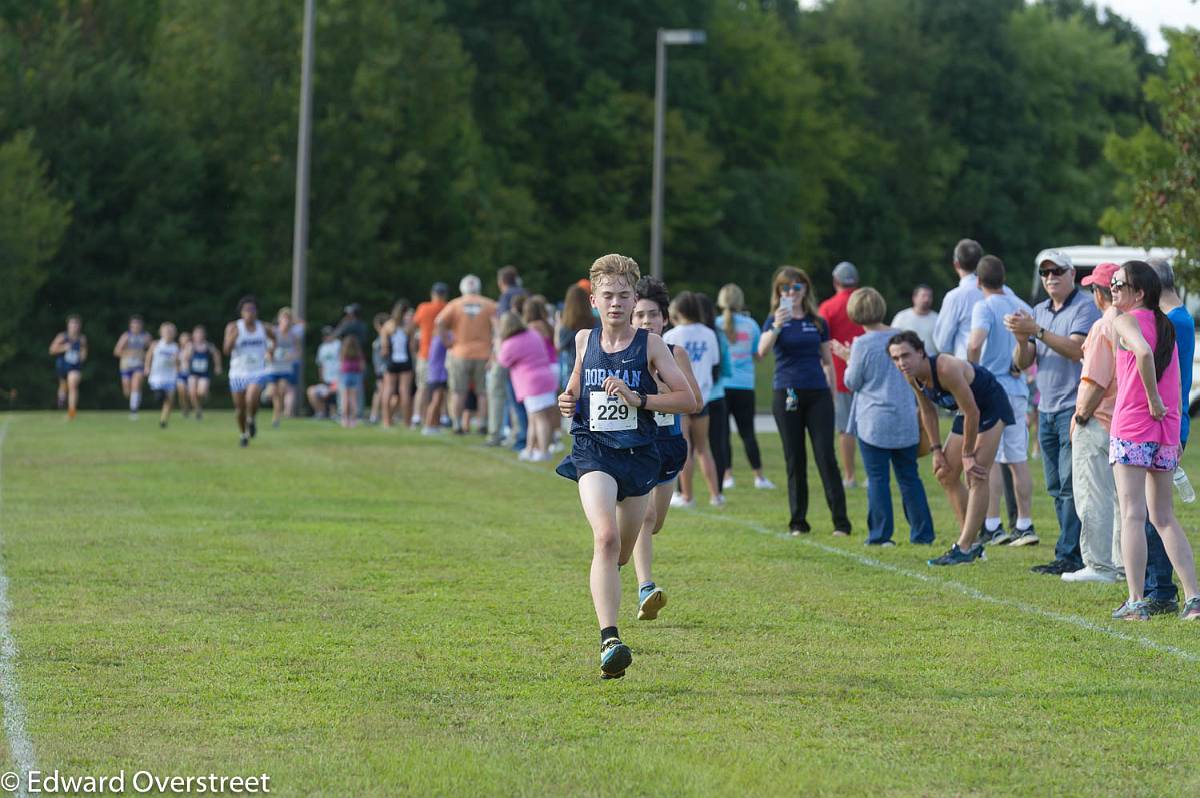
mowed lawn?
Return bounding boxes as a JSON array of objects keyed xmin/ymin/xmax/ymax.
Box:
[{"xmin": 2, "ymin": 410, "xmax": 1200, "ymax": 797}]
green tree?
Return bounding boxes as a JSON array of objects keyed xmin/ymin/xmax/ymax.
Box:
[
  {"xmin": 1102, "ymin": 29, "xmax": 1200, "ymax": 286},
  {"xmin": 0, "ymin": 130, "xmax": 71, "ymax": 366}
]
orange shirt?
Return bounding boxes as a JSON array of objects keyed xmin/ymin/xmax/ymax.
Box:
[
  {"xmin": 413, "ymin": 299, "xmax": 447, "ymax": 360},
  {"xmin": 435, "ymin": 295, "xmax": 497, "ymax": 361},
  {"xmin": 1078, "ymin": 306, "xmax": 1118, "ymax": 430}
]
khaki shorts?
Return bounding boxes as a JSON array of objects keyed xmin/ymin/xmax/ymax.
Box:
[
  {"xmin": 447, "ymin": 356, "xmax": 488, "ymax": 395},
  {"xmin": 415, "ymin": 357, "xmax": 429, "ymax": 387}
]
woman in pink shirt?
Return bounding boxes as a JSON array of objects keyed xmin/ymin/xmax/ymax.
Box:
[
  {"xmin": 497, "ymin": 312, "xmax": 559, "ymax": 461},
  {"xmin": 1109, "ymin": 261, "xmax": 1200, "ymax": 621}
]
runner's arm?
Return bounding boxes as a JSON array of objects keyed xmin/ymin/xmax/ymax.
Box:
[{"xmin": 939, "ymin": 357, "xmax": 981, "ymax": 457}]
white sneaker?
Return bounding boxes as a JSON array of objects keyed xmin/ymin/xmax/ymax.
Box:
[
  {"xmin": 722, "ymin": 475, "xmax": 735, "ymax": 490},
  {"xmin": 410, "ymin": 415, "xmax": 422, "ymax": 426},
  {"xmin": 529, "ymin": 450, "xmax": 549, "ymax": 462},
  {"xmin": 518, "ymin": 449, "xmax": 533, "ymax": 461},
  {"xmin": 710, "ymin": 494, "xmax": 726, "ymax": 508},
  {"xmin": 421, "ymin": 426, "xmax": 440, "ymax": 436},
  {"xmin": 548, "ymin": 441, "xmax": 565, "ymax": 454},
  {"xmin": 1061, "ymin": 567, "xmax": 1119, "ymax": 583},
  {"xmin": 754, "ymin": 476, "xmax": 776, "ymax": 490},
  {"xmin": 669, "ymin": 493, "xmax": 693, "ymax": 509},
  {"xmin": 842, "ymin": 478, "xmax": 858, "ymax": 489}
]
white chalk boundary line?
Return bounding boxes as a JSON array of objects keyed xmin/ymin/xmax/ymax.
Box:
[
  {"xmin": 476, "ymin": 441, "xmax": 1200, "ymax": 664},
  {"xmin": 694, "ymin": 509, "xmax": 1200, "ymax": 664},
  {"xmin": 0, "ymin": 422, "xmax": 35, "ymax": 797}
]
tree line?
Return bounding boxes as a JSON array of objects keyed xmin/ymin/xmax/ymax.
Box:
[{"xmin": 0, "ymin": 0, "xmax": 1194, "ymax": 408}]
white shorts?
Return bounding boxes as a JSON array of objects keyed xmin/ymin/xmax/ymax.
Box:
[
  {"xmin": 524, "ymin": 392, "xmax": 557, "ymax": 414},
  {"xmin": 229, "ymin": 373, "xmax": 263, "ymax": 394},
  {"xmin": 996, "ymin": 394, "xmax": 1029, "ymax": 464},
  {"xmin": 148, "ymin": 376, "xmax": 176, "ymax": 393}
]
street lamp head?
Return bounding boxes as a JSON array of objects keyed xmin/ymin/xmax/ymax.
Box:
[{"xmin": 660, "ymin": 29, "xmax": 706, "ymax": 45}]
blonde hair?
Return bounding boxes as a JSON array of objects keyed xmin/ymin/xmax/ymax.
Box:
[
  {"xmin": 589, "ymin": 254, "xmax": 640, "ymax": 291},
  {"xmin": 847, "ymin": 287, "xmax": 886, "ymax": 326},
  {"xmin": 498, "ymin": 311, "xmax": 526, "ymax": 341},
  {"xmin": 717, "ymin": 283, "xmax": 745, "ymax": 340}
]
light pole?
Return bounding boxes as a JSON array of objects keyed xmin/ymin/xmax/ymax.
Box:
[
  {"xmin": 291, "ymin": 0, "xmax": 315, "ymax": 391},
  {"xmin": 650, "ymin": 28, "xmax": 705, "ymax": 280}
]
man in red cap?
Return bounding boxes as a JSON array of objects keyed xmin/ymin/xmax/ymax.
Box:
[{"xmin": 1066, "ymin": 262, "xmax": 1124, "ymax": 584}]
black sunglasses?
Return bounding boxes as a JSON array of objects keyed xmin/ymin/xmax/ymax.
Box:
[
  {"xmin": 1039, "ymin": 267, "xmax": 1069, "ymax": 278},
  {"xmin": 1110, "ymin": 278, "xmax": 1128, "ymax": 291}
]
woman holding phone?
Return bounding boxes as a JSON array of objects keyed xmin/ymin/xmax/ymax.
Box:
[{"xmin": 758, "ymin": 266, "xmax": 850, "ymax": 537}]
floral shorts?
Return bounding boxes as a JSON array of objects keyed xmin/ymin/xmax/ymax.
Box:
[{"xmin": 1109, "ymin": 436, "xmax": 1180, "ymax": 472}]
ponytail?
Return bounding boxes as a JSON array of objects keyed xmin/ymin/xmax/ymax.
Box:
[
  {"xmin": 1152, "ymin": 308, "xmax": 1176, "ymax": 383},
  {"xmin": 722, "ymin": 306, "xmax": 736, "ymax": 341}
]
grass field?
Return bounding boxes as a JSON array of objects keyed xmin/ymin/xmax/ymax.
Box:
[{"xmin": 1, "ymin": 410, "xmax": 1199, "ymax": 796}]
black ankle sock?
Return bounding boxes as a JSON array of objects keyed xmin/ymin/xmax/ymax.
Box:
[{"xmin": 600, "ymin": 626, "xmax": 619, "ymax": 644}]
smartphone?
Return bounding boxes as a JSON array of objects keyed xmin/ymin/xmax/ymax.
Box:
[{"xmin": 779, "ymin": 295, "xmax": 794, "ymax": 316}]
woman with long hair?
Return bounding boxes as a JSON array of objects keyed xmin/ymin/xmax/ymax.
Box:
[
  {"xmin": 758, "ymin": 266, "xmax": 850, "ymax": 536},
  {"xmin": 498, "ymin": 311, "xmax": 559, "ymax": 461},
  {"xmin": 664, "ymin": 291, "xmax": 723, "ymax": 508},
  {"xmin": 1107, "ymin": 261, "xmax": 1200, "ymax": 620},
  {"xmin": 697, "ymin": 293, "xmax": 733, "ymax": 501},
  {"xmin": 556, "ymin": 284, "xmax": 595, "ymax": 390},
  {"xmin": 380, "ymin": 300, "xmax": 415, "ymax": 428},
  {"xmin": 717, "ymin": 284, "xmax": 773, "ymax": 489}
]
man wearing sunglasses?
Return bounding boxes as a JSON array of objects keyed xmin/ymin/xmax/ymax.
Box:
[{"xmin": 1005, "ymin": 250, "xmax": 1102, "ymax": 576}]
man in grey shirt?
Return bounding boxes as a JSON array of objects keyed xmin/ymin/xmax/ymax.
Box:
[
  {"xmin": 891, "ymin": 284, "xmax": 939, "ymax": 354},
  {"xmin": 1005, "ymin": 250, "xmax": 1102, "ymax": 575}
]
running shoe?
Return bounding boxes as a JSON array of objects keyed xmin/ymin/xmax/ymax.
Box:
[
  {"xmin": 272, "ymin": 419, "xmax": 281, "ymax": 429},
  {"xmin": 865, "ymin": 540, "xmax": 896, "ymax": 548},
  {"xmin": 239, "ymin": 434, "xmax": 249, "ymax": 448},
  {"xmin": 1111, "ymin": 599, "xmax": 1151, "ymax": 621},
  {"xmin": 989, "ymin": 528, "xmax": 1015, "ymax": 546},
  {"xmin": 548, "ymin": 441, "xmax": 565, "ymax": 454},
  {"xmin": 1031, "ymin": 559, "xmax": 1077, "ymax": 575},
  {"xmin": 248, "ymin": 418, "xmax": 257, "ymax": 438},
  {"xmin": 159, "ymin": 420, "xmax": 167, "ymax": 429},
  {"xmin": 1180, "ymin": 597, "xmax": 1200, "ymax": 621},
  {"xmin": 1145, "ymin": 598, "xmax": 1180, "ymax": 616},
  {"xmin": 129, "ymin": 411, "xmax": 138, "ymax": 421},
  {"xmin": 842, "ymin": 478, "xmax": 858, "ymax": 490},
  {"xmin": 710, "ymin": 494, "xmax": 726, "ymax": 508},
  {"xmin": 600, "ymin": 637, "xmax": 632, "ymax": 679},
  {"xmin": 1061, "ymin": 567, "xmax": 1118, "ymax": 584},
  {"xmin": 754, "ymin": 476, "xmax": 776, "ymax": 490},
  {"xmin": 832, "ymin": 529, "xmax": 851, "ymax": 537},
  {"xmin": 722, "ymin": 475, "xmax": 735, "ymax": 490},
  {"xmin": 789, "ymin": 525, "xmax": 809, "ymax": 536},
  {"xmin": 638, "ymin": 586, "xmax": 667, "ymax": 621},
  {"xmin": 669, "ymin": 494, "xmax": 694, "ymax": 509},
  {"xmin": 1009, "ymin": 526, "xmax": 1039, "ymax": 547},
  {"xmin": 928, "ymin": 543, "xmax": 984, "ymax": 566}
]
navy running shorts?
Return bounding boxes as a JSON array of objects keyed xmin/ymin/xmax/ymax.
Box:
[
  {"xmin": 556, "ymin": 434, "xmax": 661, "ymax": 501},
  {"xmin": 655, "ymin": 436, "xmax": 689, "ymax": 485}
]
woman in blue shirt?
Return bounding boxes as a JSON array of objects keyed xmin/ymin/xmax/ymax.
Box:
[
  {"xmin": 833, "ymin": 288, "xmax": 934, "ymax": 546},
  {"xmin": 758, "ymin": 266, "xmax": 850, "ymax": 536},
  {"xmin": 717, "ymin": 283, "xmax": 774, "ymax": 490}
]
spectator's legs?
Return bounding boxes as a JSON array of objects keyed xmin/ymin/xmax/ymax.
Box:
[
  {"xmin": 486, "ymin": 362, "xmax": 507, "ymax": 443},
  {"xmin": 802, "ymin": 389, "xmax": 851, "ymax": 533},
  {"xmin": 772, "ymin": 389, "xmax": 809, "ymax": 531},
  {"xmin": 859, "ymin": 439, "xmax": 893, "ymax": 544},
  {"xmin": 893, "ymin": 443, "xmax": 935, "ymax": 544},
  {"xmin": 707, "ymin": 397, "xmax": 730, "ymax": 490},
  {"xmin": 725, "ymin": 388, "xmax": 764, "ymax": 479},
  {"xmin": 1072, "ymin": 422, "xmax": 1122, "ymax": 576},
  {"xmin": 1040, "ymin": 410, "xmax": 1083, "ymax": 568}
]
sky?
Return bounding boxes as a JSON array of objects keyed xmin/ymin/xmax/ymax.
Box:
[
  {"xmin": 795, "ymin": 1, "xmax": 1200, "ymax": 55},
  {"xmin": 1100, "ymin": 0, "xmax": 1200, "ymax": 54}
]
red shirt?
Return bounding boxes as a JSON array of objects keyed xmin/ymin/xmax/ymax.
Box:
[{"xmin": 818, "ymin": 287, "xmax": 864, "ymax": 393}]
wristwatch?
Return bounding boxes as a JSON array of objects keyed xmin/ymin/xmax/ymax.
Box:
[
  {"xmin": 635, "ymin": 391, "xmax": 648, "ymax": 409},
  {"xmin": 1075, "ymin": 414, "xmax": 1090, "ymax": 426},
  {"xmin": 1035, "ymin": 326, "xmax": 1046, "ymax": 341}
]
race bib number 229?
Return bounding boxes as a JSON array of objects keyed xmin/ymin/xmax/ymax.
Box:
[{"xmin": 589, "ymin": 391, "xmax": 637, "ymax": 432}]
